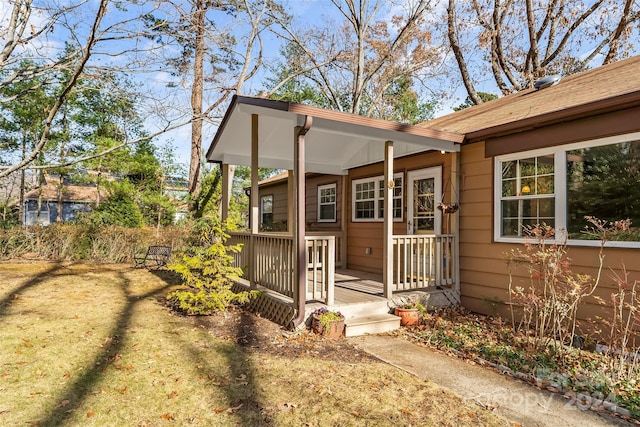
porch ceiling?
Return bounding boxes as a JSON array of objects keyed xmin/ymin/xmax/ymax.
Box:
[{"xmin": 206, "ymin": 96, "xmax": 464, "ymax": 175}]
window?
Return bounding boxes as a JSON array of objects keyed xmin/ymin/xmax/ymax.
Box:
[
  {"xmin": 566, "ymin": 140, "xmax": 640, "ymax": 239},
  {"xmin": 494, "ymin": 132, "xmax": 640, "ymax": 245},
  {"xmin": 499, "ymin": 155, "xmax": 555, "ymax": 236},
  {"xmin": 379, "ymin": 177, "xmax": 403, "ymax": 219},
  {"xmin": 260, "ymin": 195, "xmax": 273, "ymax": 228},
  {"xmin": 352, "ymin": 173, "xmax": 403, "ymax": 222},
  {"xmin": 317, "ymin": 183, "xmax": 337, "ymax": 222}
]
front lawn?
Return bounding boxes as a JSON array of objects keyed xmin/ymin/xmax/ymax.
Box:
[{"xmin": 0, "ymin": 262, "xmax": 509, "ymax": 426}]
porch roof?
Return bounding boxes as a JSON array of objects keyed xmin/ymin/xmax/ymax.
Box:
[{"xmin": 206, "ymin": 96, "xmax": 463, "ymax": 175}]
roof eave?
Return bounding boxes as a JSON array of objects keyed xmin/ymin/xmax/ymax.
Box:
[
  {"xmin": 464, "ymin": 90, "xmax": 640, "ymax": 143},
  {"xmin": 206, "ymin": 95, "xmax": 465, "ymax": 165}
]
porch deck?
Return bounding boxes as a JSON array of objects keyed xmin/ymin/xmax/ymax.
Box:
[
  {"xmin": 235, "ymin": 268, "xmax": 458, "ymax": 332},
  {"xmin": 316, "ymin": 268, "xmax": 458, "ymax": 310},
  {"xmin": 228, "ymin": 231, "xmax": 458, "ymax": 334}
]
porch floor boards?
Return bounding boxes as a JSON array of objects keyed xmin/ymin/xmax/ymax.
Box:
[
  {"xmin": 334, "ymin": 269, "xmax": 385, "ymax": 299},
  {"xmin": 317, "ymin": 270, "xmax": 385, "ymax": 308}
]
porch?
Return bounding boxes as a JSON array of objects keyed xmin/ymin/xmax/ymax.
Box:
[
  {"xmin": 208, "ymin": 95, "xmax": 464, "ymax": 332},
  {"xmin": 228, "ymin": 231, "xmax": 459, "ymax": 334}
]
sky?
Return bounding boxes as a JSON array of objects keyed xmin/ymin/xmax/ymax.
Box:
[
  {"xmin": 3, "ymin": 0, "xmax": 637, "ymax": 174},
  {"xmin": 145, "ymin": 0, "xmax": 458, "ymax": 169}
]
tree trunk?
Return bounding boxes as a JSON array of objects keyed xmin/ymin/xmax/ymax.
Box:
[
  {"xmin": 188, "ymin": 0, "xmax": 206, "ymax": 208},
  {"xmin": 448, "ymin": 0, "xmax": 483, "ymax": 105},
  {"xmin": 18, "ymin": 134, "xmax": 26, "ymax": 225}
]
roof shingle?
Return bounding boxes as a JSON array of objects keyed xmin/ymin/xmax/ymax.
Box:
[{"xmin": 421, "ymin": 56, "xmax": 640, "ymax": 138}]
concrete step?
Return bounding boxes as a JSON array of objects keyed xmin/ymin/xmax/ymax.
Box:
[
  {"xmin": 330, "ymin": 299, "xmax": 391, "ymax": 318},
  {"xmin": 344, "ymin": 313, "xmax": 401, "ymax": 337}
]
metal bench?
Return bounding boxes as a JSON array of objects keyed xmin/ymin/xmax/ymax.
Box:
[{"xmin": 134, "ymin": 245, "xmax": 172, "ymax": 269}]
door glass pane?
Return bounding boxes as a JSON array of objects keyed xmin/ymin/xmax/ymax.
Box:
[{"xmin": 413, "ymin": 177, "xmax": 435, "ymax": 233}]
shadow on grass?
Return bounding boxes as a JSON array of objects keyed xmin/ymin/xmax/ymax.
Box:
[
  {"xmin": 0, "ymin": 262, "xmax": 68, "ymax": 316},
  {"xmin": 184, "ymin": 310, "xmax": 268, "ymax": 425},
  {"xmin": 35, "ymin": 269, "xmax": 174, "ymax": 426}
]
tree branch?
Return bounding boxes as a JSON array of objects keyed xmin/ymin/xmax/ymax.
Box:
[{"xmin": 0, "ymin": 0, "xmax": 108, "ymax": 179}]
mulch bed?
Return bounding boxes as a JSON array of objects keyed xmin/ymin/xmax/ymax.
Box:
[{"xmin": 178, "ymin": 307, "xmax": 380, "ymax": 363}]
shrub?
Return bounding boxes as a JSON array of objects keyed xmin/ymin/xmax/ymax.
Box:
[
  {"xmin": 506, "ymin": 218, "xmax": 640, "ymax": 390},
  {"xmin": 506, "ymin": 223, "xmax": 602, "ymax": 356},
  {"xmin": 138, "ymin": 192, "xmax": 176, "ymax": 227},
  {"xmin": 0, "ymin": 224, "xmax": 190, "ymax": 263},
  {"xmin": 82, "ymin": 180, "xmax": 144, "ymax": 228},
  {"xmin": 0, "ymin": 227, "xmax": 31, "ymax": 258},
  {"xmin": 166, "ymin": 218, "xmax": 257, "ymax": 315}
]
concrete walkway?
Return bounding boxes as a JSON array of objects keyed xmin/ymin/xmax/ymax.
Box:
[{"xmin": 349, "ymin": 334, "xmax": 634, "ymax": 427}]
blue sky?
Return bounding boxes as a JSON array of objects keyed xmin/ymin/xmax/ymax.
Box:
[{"xmin": 3, "ymin": 0, "xmax": 637, "ymax": 173}]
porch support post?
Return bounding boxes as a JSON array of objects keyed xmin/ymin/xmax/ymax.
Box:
[
  {"xmin": 383, "ymin": 140, "xmax": 394, "ymax": 298},
  {"xmin": 292, "ymin": 116, "xmax": 313, "ymax": 328},
  {"xmin": 250, "ymin": 114, "xmax": 259, "ymax": 289},
  {"xmin": 221, "ymin": 163, "xmax": 231, "ymax": 221},
  {"xmin": 340, "ymin": 175, "xmax": 348, "ymax": 268},
  {"xmin": 287, "ymin": 170, "xmax": 294, "ymax": 235},
  {"xmin": 451, "ymin": 151, "xmax": 461, "ymax": 302}
]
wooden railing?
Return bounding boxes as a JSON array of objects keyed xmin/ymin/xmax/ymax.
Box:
[
  {"xmin": 306, "ymin": 231, "xmax": 344, "ymax": 267},
  {"xmin": 227, "ymin": 232, "xmax": 336, "ymax": 304},
  {"xmin": 305, "ymin": 236, "xmax": 335, "ymax": 305},
  {"xmin": 227, "ymin": 232, "xmax": 251, "ymax": 275},
  {"xmin": 392, "ymin": 234, "xmax": 456, "ymax": 291},
  {"xmin": 228, "ymin": 231, "xmax": 456, "ymax": 302}
]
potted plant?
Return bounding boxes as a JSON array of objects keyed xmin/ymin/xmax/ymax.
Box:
[
  {"xmin": 311, "ymin": 307, "xmax": 345, "ymax": 338},
  {"xmin": 394, "ymin": 301, "xmax": 426, "ymax": 326}
]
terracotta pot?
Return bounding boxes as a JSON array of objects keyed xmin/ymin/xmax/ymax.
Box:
[
  {"xmin": 312, "ymin": 315, "xmax": 345, "ymax": 338},
  {"xmin": 394, "ymin": 307, "xmax": 420, "ymax": 326}
]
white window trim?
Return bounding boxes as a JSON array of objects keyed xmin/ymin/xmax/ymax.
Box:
[
  {"xmin": 317, "ymin": 183, "xmax": 337, "ymax": 223},
  {"xmin": 351, "ymin": 173, "xmax": 403, "ymax": 222},
  {"xmin": 493, "ymin": 131, "xmax": 640, "ymax": 248}
]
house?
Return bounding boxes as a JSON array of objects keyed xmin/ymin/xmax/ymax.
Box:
[
  {"xmin": 418, "ymin": 56, "xmax": 640, "ymax": 321},
  {"xmin": 163, "ymin": 176, "xmax": 189, "ymax": 224},
  {"xmin": 23, "ymin": 177, "xmax": 104, "ymax": 226},
  {"xmin": 206, "ymin": 55, "xmax": 640, "ymax": 335}
]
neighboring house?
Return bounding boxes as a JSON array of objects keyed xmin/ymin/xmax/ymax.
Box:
[
  {"xmin": 23, "ymin": 179, "xmax": 104, "ymax": 226},
  {"xmin": 207, "ymin": 55, "xmax": 640, "ymax": 334},
  {"xmin": 0, "ymin": 170, "xmax": 39, "ymax": 224},
  {"xmin": 164, "ymin": 176, "xmax": 189, "ymax": 224}
]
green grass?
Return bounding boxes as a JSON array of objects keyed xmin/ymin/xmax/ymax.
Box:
[{"xmin": 0, "ymin": 262, "xmax": 509, "ymax": 426}]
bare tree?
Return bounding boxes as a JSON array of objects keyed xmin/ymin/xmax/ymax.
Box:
[
  {"xmin": 446, "ymin": 0, "xmax": 640, "ymax": 102},
  {"xmin": 265, "ymin": 0, "xmax": 442, "ymax": 119},
  {"xmin": 0, "ymin": 0, "xmax": 110, "ymax": 179},
  {"xmin": 0, "ymin": 0, "xmax": 191, "ymax": 179},
  {"xmin": 143, "ymin": 0, "xmax": 289, "ymax": 204}
]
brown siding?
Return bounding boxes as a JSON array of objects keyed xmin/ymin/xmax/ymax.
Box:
[
  {"xmin": 258, "ymin": 182, "xmax": 289, "ymax": 230},
  {"xmin": 258, "ymin": 174, "xmax": 344, "ymax": 232},
  {"xmin": 346, "ymin": 151, "xmax": 452, "ymax": 273},
  {"xmin": 305, "ymin": 175, "xmax": 342, "ymax": 232},
  {"xmin": 459, "ymin": 142, "xmax": 640, "ymax": 331},
  {"xmin": 484, "ymin": 106, "xmax": 640, "ymax": 157}
]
